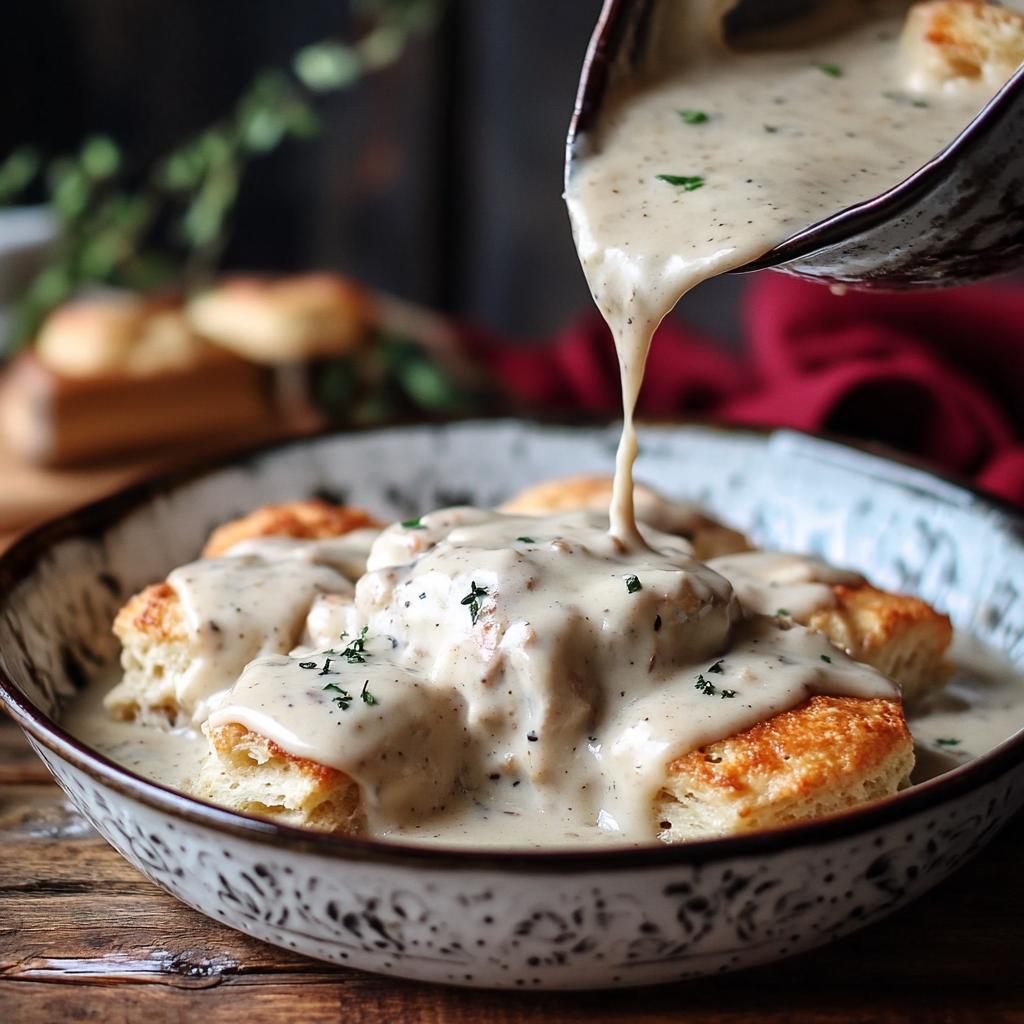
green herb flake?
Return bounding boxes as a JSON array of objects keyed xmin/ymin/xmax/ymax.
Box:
[
  {"xmin": 401, "ymin": 517, "xmax": 424, "ymax": 529},
  {"xmin": 318, "ymin": 657, "xmax": 336, "ymax": 676},
  {"xmin": 323, "ymin": 681, "xmax": 352, "ymax": 710},
  {"xmin": 360, "ymin": 680, "xmax": 377, "ymax": 706},
  {"xmin": 720, "ymin": 689, "xmax": 737, "ymax": 699},
  {"xmin": 460, "ymin": 581, "xmax": 489, "ymax": 625},
  {"xmin": 815, "ymin": 62, "xmax": 842, "ymax": 77},
  {"xmin": 678, "ymin": 108, "xmax": 709, "ymax": 124},
  {"xmin": 695, "ymin": 674, "xmax": 716, "ymax": 696},
  {"xmin": 625, "ymin": 574, "xmax": 643, "ymax": 594},
  {"xmin": 299, "ymin": 661, "xmax": 317, "ymax": 670},
  {"xmin": 655, "ymin": 174, "xmax": 705, "ymax": 192},
  {"xmin": 912, "ymin": 98, "xmax": 929, "ymax": 108},
  {"xmin": 777, "ymin": 608, "xmax": 791, "ymax": 617},
  {"xmin": 339, "ymin": 626, "xmax": 369, "ymax": 664},
  {"xmin": 517, "ymin": 536, "xmax": 534, "ymax": 544},
  {"xmin": 764, "ymin": 124, "xmax": 779, "ymax": 133},
  {"xmin": 936, "ymin": 737, "xmax": 962, "ymax": 747},
  {"xmin": 820, "ymin": 654, "xmax": 832, "ymax": 663},
  {"xmin": 708, "ymin": 661, "xmax": 724, "ymax": 674}
]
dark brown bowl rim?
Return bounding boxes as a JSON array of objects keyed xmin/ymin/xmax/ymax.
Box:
[{"xmin": 1, "ymin": 420, "xmax": 1023, "ymax": 874}]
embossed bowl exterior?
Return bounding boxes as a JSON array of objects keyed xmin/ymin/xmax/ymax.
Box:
[{"xmin": 2, "ymin": 421, "xmax": 1024, "ymax": 989}]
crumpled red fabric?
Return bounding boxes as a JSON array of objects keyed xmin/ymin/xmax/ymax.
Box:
[{"xmin": 463, "ymin": 273, "xmax": 1024, "ymax": 506}]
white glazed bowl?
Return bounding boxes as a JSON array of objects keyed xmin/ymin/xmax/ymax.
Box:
[{"xmin": 2, "ymin": 420, "xmax": 1023, "ymax": 990}]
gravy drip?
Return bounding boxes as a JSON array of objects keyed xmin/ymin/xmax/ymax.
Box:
[{"xmin": 565, "ymin": 0, "xmax": 1000, "ymax": 542}]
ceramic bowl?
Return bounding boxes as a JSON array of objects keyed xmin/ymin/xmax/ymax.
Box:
[{"xmin": 2, "ymin": 420, "xmax": 1024, "ymax": 990}]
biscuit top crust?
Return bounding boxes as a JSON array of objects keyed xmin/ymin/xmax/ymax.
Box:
[
  {"xmin": 202, "ymin": 500, "xmax": 383, "ymax": 558},
  {"xmin": 666, "ymin": 695, "xmax": 911, "ymax": 798}
]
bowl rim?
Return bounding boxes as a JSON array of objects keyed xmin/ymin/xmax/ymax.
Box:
[{"xmin": 2, "ymin": 419, "xmax": 1023, "ymax": 874}]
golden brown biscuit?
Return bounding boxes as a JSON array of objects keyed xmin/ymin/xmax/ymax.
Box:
[
  {"xmin": 186, "ymin": 273, "xmax": 370, "ymax": 363},
  {"xmin": 500, "ymin": 474, "xmax": 749, "ymax": 559},
  {"xmin": 202, "ymin": 499, "xmax": 383, "ymax": 558},
  {"xmin": 805, "ymin": 585, "xmax": 953, "ymax": 701},
  {"xmin": 105, "ymin": 582, "xmax": 191, "ymax": 725},
  {"xmin": 190, "ymin": 722, "xmax": 364, "ymax": 833},
  {"xmin": 901, "ymin": 0, "xmax": 1024, "ymax": 94},
  {"xmin": 655, "ymin": 695, "xmax": 914, "ymax": 841}
]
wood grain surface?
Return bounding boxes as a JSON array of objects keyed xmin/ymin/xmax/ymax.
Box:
[{"xmin": 2, "ymin": 714, "xmax": 1024, "ymax": 1022}]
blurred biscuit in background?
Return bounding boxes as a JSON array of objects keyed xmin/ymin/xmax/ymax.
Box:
[{"xmin": 186, "ymin": 273, "xmax": 370, "ymax": 364}]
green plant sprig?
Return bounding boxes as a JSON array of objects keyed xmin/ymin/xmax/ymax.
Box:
[{"xmin": 0, "ymin": 0, "xmax": 444, "ymax": 350}]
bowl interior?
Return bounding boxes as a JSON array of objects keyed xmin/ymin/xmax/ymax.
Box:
[{"xmin": 2, "ymin": 419, "xmax": 1023, "ymax": 790}]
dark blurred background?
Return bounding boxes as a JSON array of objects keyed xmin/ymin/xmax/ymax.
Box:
[{"xmin": 0, "ymin": 0, "xmax": 747, "ymax": 344}]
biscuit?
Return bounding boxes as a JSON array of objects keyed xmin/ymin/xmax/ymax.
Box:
[
  {"xmin": 187, "ymin": 273, "xmax": 370, "ymax": 363},
  {"xmin": 901, "ymin": 0, "xmax": 1024, "ymax": 94},
  {"xmin": 105, "ymin": 582, "xmax": 191, "ymax": 726},
  {"xmin": 655, "ymin": 695, "xmax": 914, "ymax": 841},
  {"xmin": 107, "ymin": 501, "xmax": 370, "ymax": 727},
  {"xmin": 202, "ymin": 499, "xmax": 383, "ymax": 558},
  {"xmin": 190, "ymin": 722, "xmax": 364, "ymax": 833},
  {"xmin": 806, "ymin": 584, "xmax": 953, "ymax": 701},
  {"xmin": 500, "ymin": 475, "xmax": 749, "ymax": 559}
]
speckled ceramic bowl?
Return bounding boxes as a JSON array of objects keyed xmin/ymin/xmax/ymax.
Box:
[{"xmin": 2, "ymin": 421, "xmax": 1024, "ymax": 990}]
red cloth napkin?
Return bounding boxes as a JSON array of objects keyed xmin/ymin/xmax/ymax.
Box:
[{"xmin": 464, "ymin": 273, "xmax": 1024, "ymax": 506}]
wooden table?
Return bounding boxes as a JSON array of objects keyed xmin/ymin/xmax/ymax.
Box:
[{"xmin": 2, "ymin": 455, "xmax": 1024, "ymax": 1022}]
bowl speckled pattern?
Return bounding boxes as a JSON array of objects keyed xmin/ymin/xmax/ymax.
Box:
[{"xmin": 1, "ymin": 421, "xmax": 1023, "ymax": 989}]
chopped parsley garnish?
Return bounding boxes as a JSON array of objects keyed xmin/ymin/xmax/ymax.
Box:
[
  {"xmin": 460, "ymin": 581, "xmax": 489, "ymax": 625},
  {"xmin": 339, "ymin": 626, "xmax": 369, "ymax": 664},
  {"xmin": 654, "ymin": 614, "xmax": 662, "ymax": 632},
  {"xmin": 677, "ymin": 108, "xmax": 709, "ymax": 124},
  {"xmin": 299, "ymin": 661, "xmax": 317, "ymax": 670},
  {"xmin": 656, "ymin": 174, "xmax": 705, "ymax": 191},
  {"xmin": 323, "ymin": 682, "xmax": 352, "ymax": 710},
  {"xmin": 402, "ymin": 517, "xmax": 425, "ymax": 529},
  {"xmin": 695, "ymin": 674, "xmax": 716, "ymax": 696},
  {"xmin": 883, "ymin": 90, "xmax": 929, "ymax": 108},
  {"xmin": 764, "ymin": 124, "xmax": 779, "ymax": 133},
  {"xmin": 815, "ymin": 62, "xmax": 842, "ymax": 77},
  {"xmin": 720, "ymin": 689, "xmax": 737, "ymax": 699},
  {"xmin": 936, "ymin": 737, "xmax": 962, "ymax": 747},
  {"xmin": 820, "ymin": 654, "xmax": 832, "ymax": 663},
  {"xmin": 777, "ymin": 608, "xmax": 791, "ymax": 617},
  {"xmin": 318, "ymin": 658, "xmax": 336, "ymax": 676},
  {"xmin": 625, "ymin": 574, "xmax": 643, "ymax": 594},
  {"xmin": 360, "ymin": 680, "xmax": 377, "ymax": 706},
  {"xmin": 708, "ymin": 661, "xmax": 724, "ymax": 674},
  {"xmin": 517, "ymin": 536, "xmax": 534, "ymax": 544}
]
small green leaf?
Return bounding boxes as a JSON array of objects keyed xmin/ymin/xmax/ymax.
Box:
[
  {"xmin": 625, "ymin": 574, "xmax": 643, "ymax": 594},
  {"xmin": 814, "ymin": 62, "xmax": 842, "ymax": 77},
  {"xmin": 677, "ymin": 109, "xmax": 709, "ymax": 124},
  {"xmin": 81, "ymin": 136, "xmax": 121, "ymax": 180},
  {"xmin": 936, "ymin": 737, "xmax": 961, "ymax": 747},
  {"xmin": 517, "ymin": 537, "xmax": 534, "ymax": 544},
  {"xmin": 294, "ymin": 41, "xmax": 362, "ymax": 92},
  {"xmin": 655, "ymin": 174, "xmax": 704, "ymax": 191},
  {"xmin": 764, "ymin": 124, "xmax": 779, "ymax": 133},
  {"xmin": 821, "ymin": 654, "xmax": 832, "ymax": 663},
  {"xmin": 402, "ymin": 517, "xmax": 424, "ymax": 529}
]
